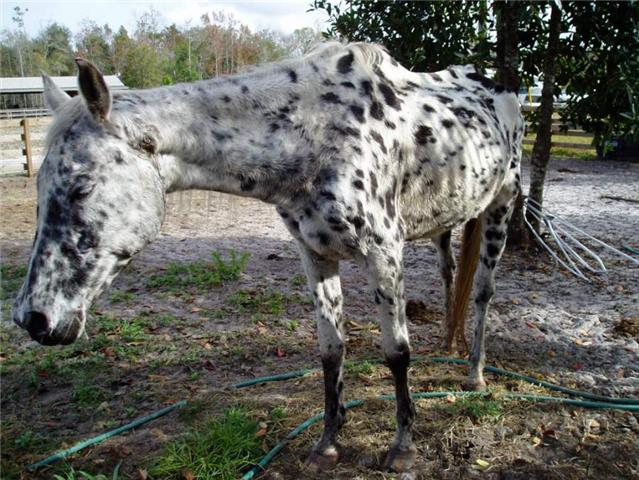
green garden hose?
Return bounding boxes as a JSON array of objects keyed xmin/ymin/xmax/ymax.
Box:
[
  {"xmin": 26, "ymin": 401, "xmax": 187, "ymax": 471},
  {"xmin": 27, "ymin": 357, "xmax": 638, "ymax": 474},
  {"xmin": 240, "ymin": 390, "xmax": 639, "ymax": 480},
  {"xmin": 235, "ymin": 355, "xmax": 639, "ymax": 406}
]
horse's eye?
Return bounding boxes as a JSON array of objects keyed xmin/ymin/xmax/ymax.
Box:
[{"xmin": 69, "ymin": 183, "xmax": 95, "ymax": 204}]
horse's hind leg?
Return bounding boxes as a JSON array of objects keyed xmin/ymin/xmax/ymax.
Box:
[
  {"xmin": 297, "ymin": 245, "xmax": 346, "ymax": 471},
  {"xmin": 433, "ymin": 231, "xmax": 456, "ymax": 349},
  {"xmin": 465, "ymin": 187, "xmax": 516, "ymax": 391},
  {"xmin": 365, "ymin": 244, "xmax": 416, "ymax": 472}
]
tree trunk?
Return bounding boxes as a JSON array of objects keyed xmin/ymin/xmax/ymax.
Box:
[
  {"xmin": 527, "ymin": 3, "xmax": 562, "ymax": 234},
  {"xmin": 495, "ymin": 1, "xmax": 520, "ymax": 92},
  {"xmin": 495, "ymin": 1, "xmax": 529, "ymax": 248}
]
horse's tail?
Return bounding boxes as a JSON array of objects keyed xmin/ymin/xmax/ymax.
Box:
[{"xmin": 448, "ymin": 216, "xmax": 482, "ymax": 353}]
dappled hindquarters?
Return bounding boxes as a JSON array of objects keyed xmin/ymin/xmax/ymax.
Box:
[{"xmin": 1, "ymin": 157, "xmax": 638, "ymax": 479}]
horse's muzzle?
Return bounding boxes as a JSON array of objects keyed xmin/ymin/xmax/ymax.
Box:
[{"xmin": 21, "ymin": 311, "xmax": 82, "ymax": 345}]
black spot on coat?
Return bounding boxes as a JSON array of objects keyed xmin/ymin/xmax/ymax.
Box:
[
  {"xmin": 350, "ymin": 104, "xmax": 365, "ymax": 123},
  {"xmin": 337, "ymin": 52, "xmax": 354, "ymax": 74},
  {"xmin": 378, "ymin": 83, "xmax": 400, "ymax": 110},
  {"xmin": 321, "ymin": 92, "xmax": 341, "ymax": 104},
  {"xmin": 414, "ymin": 125, "xmax": 433, "ymax": 145}
]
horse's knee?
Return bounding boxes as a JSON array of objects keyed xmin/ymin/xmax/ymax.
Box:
[{"xmin": 385, "ymin": 341, "xmax": 411, "ymax": 372}]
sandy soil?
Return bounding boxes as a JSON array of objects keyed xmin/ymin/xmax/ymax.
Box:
[
  {"xmin": 3, "ymin": 158, "xmax": 636, "ymax": 395},
  {"xmin": 1, "ymin": 157, "xmax": 637, "ymax": 479}
]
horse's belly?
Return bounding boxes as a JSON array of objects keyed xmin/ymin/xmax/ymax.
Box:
[
  {"xmin": 400, "ymin": 192, "xmax": 472, "ymax": 240},
  {"xmin": 399, "ymin": 167, "xmax": 504, "ymax": 240}
]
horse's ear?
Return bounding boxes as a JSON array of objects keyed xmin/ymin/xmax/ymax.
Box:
[
  {"xmin": 42, "ymin": 72, "xmax": 71, "ymax": 113},
  {"xmin": 75, "ymin": 58, "xmax": 111, "ymax": 122}
]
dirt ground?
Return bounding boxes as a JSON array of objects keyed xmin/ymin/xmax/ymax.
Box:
[{"xmin": 1, "ymin": 157, "xmax": 638, "ymax": 479}]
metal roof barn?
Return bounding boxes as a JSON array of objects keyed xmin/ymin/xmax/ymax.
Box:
[
  {"xmin": 0, "ymin": 76, "xmax": 127, "ymax": 94},
  {"xmin": 0, "ymin": 76, "xmax": 128, "ymax": 118}
]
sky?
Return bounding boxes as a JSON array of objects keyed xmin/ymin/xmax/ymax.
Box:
[{"xmin": 1, "ymin": 0, "xmax": 329, "ymax": 36}]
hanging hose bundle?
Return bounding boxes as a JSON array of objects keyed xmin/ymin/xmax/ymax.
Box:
[
  {"xmin": 27, "ymin": 356, "xmax": 639, "ymax": 476},
  {"xmin": 523, "ymin": 197, "xmax": 639, "ymax": 281}
]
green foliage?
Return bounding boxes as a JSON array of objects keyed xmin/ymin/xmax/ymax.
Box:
[
  {"xmin": 120, "ymin": 319, "xmax": 147, "ymax": 342},
  {"xmin": 314, "ymin": 1, "xmax": 638, "ymax": 152},
  {"xmin": 270, "ymin": 406, "xmax": 286, "ymax": 420},
  {"xmin": 121, "ymin": 42, "xmax": 165, "ymax": 88},
  {"xmin": 52, "ymin": 466, "xmax": 109, "ymax": 480},
  {"xmin": 108, "ymin": 290, "xmax": 135, "ymax": 303},
  {"xmin": 346, "ymin": 360, "xmax": 375, "ymax": 376},
  {"xmin": 559, "ymin": 2, "xmax": 639, "ymax": 146},
  {"xmin": 291, "ymin": 274, "xmax": 306, "ymax": 287},
  {"xmin": 73, "ymin": 382, "xmax": 107, "ymax": 408},
  {"xmin": 312, "ymin": 0, "xmax": 493, "ymax": 72},
  {"xmin": 32, "ymin": 23, "xmax": 75, "ymax": 75},
  {"xmin": 147, "ymin": 250, "xmax": 249, "ymax": 291},
  {"xmin": 226, "ymin": 289, "xmax": 287, "ymax": 315},
  {"xmin": 286, "ymin": 319, "xmax": 300, "ymax": 332},
  {"xmin": 443, "ymin": 395, "xmax": 502, "ymax": 421},
  {"xmin": 0, "ymin": 264, "xmax": 27, "ymax": 301},
  {"xmin": 75, "ymin": 21, "xmax": 115, "ymax": 73},
  {"xmin": 150, "ymin": 407, "xmax": 263, "ymax": 480},
  {"xmin": 1, "ymin": 8, "xmax": 322, "ymax": 87},
  {"xmin": 14, "ymin": 429, "xmax": 47, "ymax": 450}
]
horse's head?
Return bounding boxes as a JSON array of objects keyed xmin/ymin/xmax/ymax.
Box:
[{"xmin": 13, "ymin": 59, "xmax": 166, "ymax": 345}]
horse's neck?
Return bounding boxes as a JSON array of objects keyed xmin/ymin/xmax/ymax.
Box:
[{"xmin": 116, "ymin": 70, "xmax": 317, "ymax": 203}]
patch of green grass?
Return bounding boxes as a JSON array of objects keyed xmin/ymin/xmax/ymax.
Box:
[
  {"xmin": 291, "ymin": 274, "xmax": 306, "ymax": 287},
  {"xmin": 157, "ymin": 314, "xmax": 178, "ymax": 327},
  {"xmin": 147, "ymin": 250, "xmax": 249, "ymax": 291},
  {"xmin": 346, "ymin": 360, "xmax": 376, "ymax": 376},
  {"xmin": 551, "ymin": 147, "xmax": 597, "ymax": 159},
  {"xmin": 14, "ymin": 429, "xmax": 47, "ymax": 450},
  {"xmin": 94, "ymin": 314, "xmax": 120, "ymax": 333},
  {"xmin": 178, "ymin": 398, "xmax": 209, "ymax": 422},
  {"xmin": 0, "ymin": 264, "xmax": 27, "ymax": 300},
  {"xmin": 124, "ymin": 406, "xmax": 138, "ymax": 418},
  {"xmin": 270, "ymin": 406, "xmax": 287, "ymax": 420},
  {"xmin": 522, "ymin": 144, "xmax": 597, "ymax": 160},
  {"xmin": 73, "ymin": 382, "xmax": 107, "ymax": 408},
  {"xmin": 443, "ymin": 394, "xmax": 502, "ymax": 421},
  {"xmin": 52, "ymin": 465, "xmax": 109, "ymax": 480},
  {"xmin": 226, "ymin": 290, "xmax": 288, "ymax": 315},
  {"xmin": 150, "ymin": 407, "xmax": 263, "ymax": 480},
  {"xmin": 120, "ymin": 319, "xmax": 147, "ymax": 342},
  {"xmin": 108, "ymin": 290, "xmax": 135, "ymax": 303},
  {"xmin": 286, "ymin": 320, "xmax": 300, "ymax": 332},
  {"xmin": 90, "ymin": 332, "xmax": 113, "ymax": 352}
]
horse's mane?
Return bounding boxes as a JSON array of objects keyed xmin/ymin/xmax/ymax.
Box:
[{"xmin": 45, "ymin": 41, "xmax": 389, "ymax": 148}]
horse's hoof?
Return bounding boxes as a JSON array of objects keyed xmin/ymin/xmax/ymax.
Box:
[
  {"xmin": 384, "ymin": 443, "xmax": 417, "ymax": 472},
  {"xmin": 306, "ymin": 446, "xmax": 339, "ymax": 473},
  {"xmin": 439, "ymin": 334, "xmax": 459, "ymax": 354},
  {"xmin": 462, "ymin": 378, "xmax": 487, "ymax": 392}
]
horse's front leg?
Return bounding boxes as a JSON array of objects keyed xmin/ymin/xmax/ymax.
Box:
[
  {"xmin": 366, "ymin": 245, "xmax": 417, "ymax": 472},
  {"xmin": 298, "ymin": 245, "xmax": 345, "ymax": 472}
]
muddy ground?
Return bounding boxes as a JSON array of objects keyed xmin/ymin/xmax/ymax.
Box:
[{"xmin": 1, "ymin": 157, "xmax": 638, "ymax": 479}]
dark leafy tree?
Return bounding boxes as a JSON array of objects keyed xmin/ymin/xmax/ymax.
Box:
[
  {"xmin": 32, "ymin": 23, "xmax": 75, "ymax": 75},
  {"xmin": 75, "ymin": 22, "xmax": 114, "ymax": 73},
  {"xmin": 312, "ymin": 0, "xmax": 494, "ymax": 71},
  {"xmin": 527, "ymin": 2, "xmax": 562, "ymax": 234},
  {"xmin": 559, "ymin": 1, "xmax": 639, "ymax": 148}
]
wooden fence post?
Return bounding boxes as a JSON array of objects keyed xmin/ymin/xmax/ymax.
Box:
[{"xmin": 20, "ymin": 118, "xmax": 34, "ymax": 177}]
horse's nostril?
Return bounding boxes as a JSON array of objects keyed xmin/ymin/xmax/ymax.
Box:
[{"xmin": 25, "ymin": 311, "xmax": 50, "ymax": 338}]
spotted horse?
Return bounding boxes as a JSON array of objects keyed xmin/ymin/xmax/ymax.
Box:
[{"xmin": 13, "ymin": 42, "xmax": 524, "ymax": 472}]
